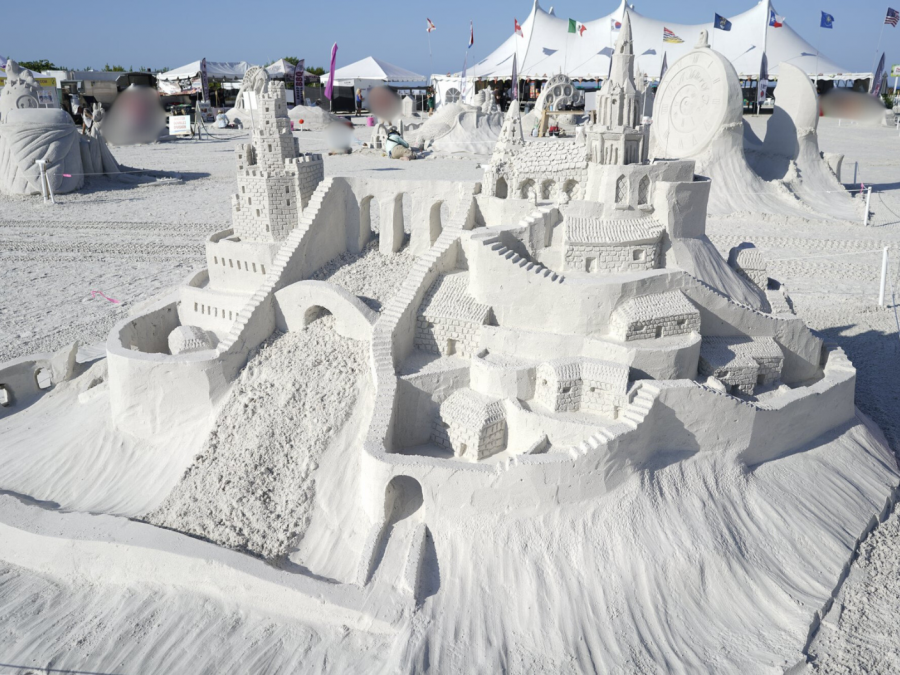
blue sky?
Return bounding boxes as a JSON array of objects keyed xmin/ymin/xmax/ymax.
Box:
[{"xmin": 4, "ymin": 0, "xmax": 897, "ymax": 77}]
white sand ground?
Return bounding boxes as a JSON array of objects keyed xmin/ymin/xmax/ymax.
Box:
[{"xmin": 2, "ymin": 116, "xmax": 900, "ymax": 673}]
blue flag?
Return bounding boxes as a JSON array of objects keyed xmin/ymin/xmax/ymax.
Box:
[
  {"xmin": 714, "ymin": 14, "xmax": 732, "ymax": 31},
  {"xmin": 821, "ymin": 12, "xmax": 834, "ymax": 29}
]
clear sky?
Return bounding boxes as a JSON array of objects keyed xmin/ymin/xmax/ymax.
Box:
[{"xmin": 5, "ymin": 0, "xmax": 898, "ymax": 77}]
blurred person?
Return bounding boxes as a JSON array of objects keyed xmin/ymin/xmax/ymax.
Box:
[
  {"xmin": 385, "ymin": 126, "xmax": 414, "ymax": 160},
  {"xmin": 355, "ymin": 88, "xmax": 363, "ymax": 115}
]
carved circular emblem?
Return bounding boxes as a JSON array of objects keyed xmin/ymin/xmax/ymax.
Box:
[{"xmin": 653, "ymin": 49, "xmax": 736, "ymax": 158}]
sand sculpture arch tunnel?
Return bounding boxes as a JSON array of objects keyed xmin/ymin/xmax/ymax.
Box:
[
  {"xmin": 274, "ymin": 280, "xmax": 378, "ymax": 341},
  {"xmin": 348, "ymin": 178, "xmax": 474, "ymax": 255}
]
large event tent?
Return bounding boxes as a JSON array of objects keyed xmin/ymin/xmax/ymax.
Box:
[
  {"xmin": 322, "ymin": 56, "xmax": 426, "ymax": 91},
  {"xmin": 157, "ymin": 60, "xmax": 252, "ymax": 95},
  {"xmin": 433, "ymin": 0, "xmax": 870, "ymax": 106}
]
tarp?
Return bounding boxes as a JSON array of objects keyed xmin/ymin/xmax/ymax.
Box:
[
  {"xmin": 157, "ymin": 60, "xmax": 252, "ymax": 82},
  {"xmin": 322, "ymin": 56, "xmax": 425, "ymax": 84},
  {"xmin": 432, "ymin": 0, "xmax": 870, "ymax": 105}
]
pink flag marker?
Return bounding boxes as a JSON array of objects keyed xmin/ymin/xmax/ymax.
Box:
[
  {"xmin": 325, "ymin": 43, "xmax": 338, "ymax": 101},
  {"xmin": 91, "ymin": 290, "xmax": 120, "ymax": 304}
]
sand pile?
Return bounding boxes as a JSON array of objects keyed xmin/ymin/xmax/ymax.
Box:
[
  {"xmin": 309, "ymin": 239, "xmax": 415, "ymax": 312},
  {"xmin": 148, "ymin": 316, "xmax": 367, "ymax": 560},
  {"xmin": 288, "ymin": 104, "xmax": 344, "ymax": 131},
  {"xmin": 808, "ymin": 502, "xmax": 900, "ymax": 672}
]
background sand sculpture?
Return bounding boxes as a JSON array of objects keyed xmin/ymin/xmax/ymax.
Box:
[{"xmin": 651, "ymin": 33, "xmax": 862, "ymax": 222}]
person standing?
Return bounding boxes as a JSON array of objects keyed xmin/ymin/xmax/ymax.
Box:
[{"xmin": 355, "ymin": 88, "xmax": 363, "ymax": 115}]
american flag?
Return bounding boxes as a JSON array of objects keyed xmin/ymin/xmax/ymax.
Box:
[
  {"xmin": 663, "ymin": 27, "xmax": 684, "ymax": 43},
  {"xmin": 886, "ymin": 7, "xmax": 899, "ymax": 26}
]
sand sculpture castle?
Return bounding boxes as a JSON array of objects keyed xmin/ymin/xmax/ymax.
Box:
[
  {"xmin": 105, "ymin": 17, "xmax": 853, "ymax": 500},
  {"xmin": 0, "ymin": 14, "xmax": 893, "ymax": 670},
  {"xmin": 0, "ymin": 20, "xmax": 849, "ymax": 651}
]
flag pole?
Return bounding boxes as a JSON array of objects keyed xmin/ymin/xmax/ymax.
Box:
[{"xmin": 874, "ymin": 20, "xmax": 888, "ymax": 73}]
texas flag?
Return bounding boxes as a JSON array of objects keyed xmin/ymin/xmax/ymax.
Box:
[
  {"xmin": 426, "ymin": 18, "xmax": 436, "ymax": 33},
  {"xmin": 514, "ymin": 18, "xmax": 524, "ymax": 37},
  {"xmin": 768, "ymin": 9, "xmax": 783, "ymax": 27},
  {"xmin": 568, "ymin": 19, "xmax": 587, "ymax": 36}
]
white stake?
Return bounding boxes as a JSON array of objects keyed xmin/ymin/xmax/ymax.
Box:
[
  {"xmin": 864, "ymin": 186, "xmax": 872, "ymax": 227},
  {"xmin": 879, "ymin": 246, "xmax": 889, "ymax": 307},
  {"xmin": 35, "ymin": 159, "xmax": 48, "ymax": 202}
]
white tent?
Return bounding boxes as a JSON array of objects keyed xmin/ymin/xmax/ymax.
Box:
[
  {"xmin": 264, "ymin": 59, "xmax": 317, "ymax": 80},
  {"xmin": 432, "ymin": 0, "xmax": 870, "ymax": 106},
  {"xmin": 322, "ymin": 56, "xmax": 426, "ymax": 90},
  {"xmin": 157, "ymin": 60, "xmax": 253, "ymax": 96},
  {"xmin": 158, "ymin": 60, "xmax": 253, "ymax": 82}
]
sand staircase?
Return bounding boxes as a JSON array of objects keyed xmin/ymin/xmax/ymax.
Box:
[
  {"xmin": 484, "ymin": 239, "xmax": 565, "ymax": 284},
  {"xmin": 571, "ymin": 381, "xmax": 660, "ymax": 457}
]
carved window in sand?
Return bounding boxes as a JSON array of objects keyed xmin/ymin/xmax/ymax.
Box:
[
  {"xmin": 638, "ymin": 175, "xmax": 650, "ymax": 205},
  {"xmin": 615, "ymin": 175, "xmax": 627, "ymax": 204}
]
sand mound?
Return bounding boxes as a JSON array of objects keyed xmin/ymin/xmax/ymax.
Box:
[
  {"xmin": 148, "ymin": 316, "xmax": 367, "ymax": 560},
  {"xmin": 308, "ymin": 239, "xmax": 415, "ymax": 312},
  {"xmin": 288, "ymin": 104, "xmax": 343, "ymax": 131}
]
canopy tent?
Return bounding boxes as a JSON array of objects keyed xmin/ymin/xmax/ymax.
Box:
[
  {"xmin": 264, "ymin": 58, "xmax": 317, "ymax": 80},
  {"xmin": 322, "ymin": 56, "xmax": 426, "ymax": 90},
  {"xmin": 432, "ymin": 0, "xmax": 870, "ymax": 106},
  {"xmin": 158, "ymin": 60, "xmax": 252, "ymax": 82},
  {"xmin": 156, "ymin": 60, "xmax": 252, "ymax": 96}
]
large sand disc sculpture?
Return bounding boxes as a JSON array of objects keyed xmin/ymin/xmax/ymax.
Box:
[{"xmin": 651, "ymin": 32, "xmax": 861, "ymax": 222}]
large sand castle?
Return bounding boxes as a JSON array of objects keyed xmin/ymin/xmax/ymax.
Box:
[{"xmin": 0, "ymin": 15, "xmax": 897, "ymax": 674}]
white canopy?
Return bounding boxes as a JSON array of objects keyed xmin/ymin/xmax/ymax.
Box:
[
  {"xmin": 323, "ymin": 56, "xmax": 426, "ymax": 85},
  {"xmin": 157, "ymin": 60, "xmax": 253, "ymax": 82},
  {"xmin": 433, "ymin": 0, "xmax": 869, "ymax": 105},
  {"xmin": 265, "ymin": 59, "xmax": 318, "ymax": 79}
]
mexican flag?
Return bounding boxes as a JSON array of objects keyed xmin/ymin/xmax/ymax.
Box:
[{"xmin": 568, "ymin": 19, "xmax": 587, "ymax": 36}]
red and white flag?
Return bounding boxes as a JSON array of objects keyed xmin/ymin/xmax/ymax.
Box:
[
  {"xmin": 514, "ymin": 18, "xmax": 524, "ymax": 37},
  {"xmin": 426, "ymin": 18, "xmax": 436, "ymax": 33},
  {"xmin": 468, "ymin": 21, "xmax": 474, "ymax": 48}
]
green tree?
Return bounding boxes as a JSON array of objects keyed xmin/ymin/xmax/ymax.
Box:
[
  {"xmin": 306, "ymin": 66, "xmax": 325, "ymax": 76},
  {"xmin": 102, "ymin": 63, "xmax": 126, "ymax": 72},
  {"xmin": 17, "ymin": 59, "xmax": 61, "ymax": 72},
  {"xmin": 282, "ymin": 56, "xmax": 300, "ymax": 66}
]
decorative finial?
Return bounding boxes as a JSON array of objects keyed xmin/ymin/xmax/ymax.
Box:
[{"xmin": 696, "ymin": 30, "xmax": 710, "ymax": 49}]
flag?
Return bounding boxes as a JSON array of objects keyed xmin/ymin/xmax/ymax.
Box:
[
  {"xmin": 324, "ymin": 43, "xmax": 337, "ymax": 100},
  {"xmin": 511, "ymin": 53, "xmax": 518, "ymax": 100},
  {"xmin": 469, "ymin": 21, "xmax": 474, "ymax": 48},
  {"xmin": 886, "ymin": 8, "xmax": 899, "ymax": 26},
  {"xmin": 880, "ymin": 73, "xmax": 888, "ymax": 96},
  {"xmin": 294, "ymin": 58, "xmax": 305, "ymax": 106},
  {"xmin": 426, "ymin": 18, "xmax": 436, "ymax": 33},
  {"xmin": 873, "ymin": 52, "xmax": 886, "ymax": 95},
  {"xmin": 758, "ymin": 53, "xmax": 768, "ymax": 104},
  {"xmin": 663, "ymin": 27, "xmax": 684, "ymax": 43},
  {"xmin": 611, "ymin": 18, "xmax": 622, "ymax": 30},
  {"xmin": 769, "ymin": 9, "xmax": 784, "ymax": 27},
  {"xmin": 568, "ymin": 19, "xmax": 587, "ymax": 36},
  {"xmin": 820, "ymin": 12, "xmax": 834, "ymax": 29},
  {"xmin": 714, "ymin": 14, "xmax": 732, "ymax": 31},
  {"xmin": 659, "ymin": 52, "xmax": 668, "ymax": 82},
  {"xmin": 514, "ymin": 18, "xmax": 524, "ymax": 37}
]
